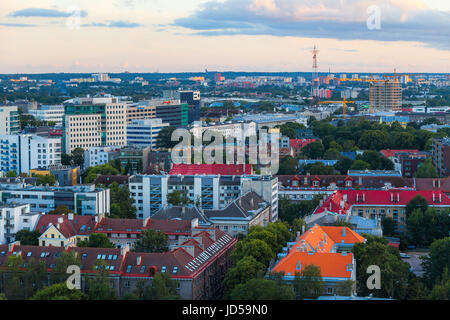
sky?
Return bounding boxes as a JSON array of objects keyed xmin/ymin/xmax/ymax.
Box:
[{"xmin": 0, "ymin": 0, "xmax": 449, "ymax": 74}]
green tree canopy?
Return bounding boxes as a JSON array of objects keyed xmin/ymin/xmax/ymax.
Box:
[
  {"xmin": 134, "ymin": 229, "xmax": 168, "ymax": 253},
  {"xmin": 78, "ymin": 233, "xmax": 114, "ymax": 248},
  {"xmin": 223, "ymin": 256, "xmax": 266, "ymax": 297},
  {"xmin": 14, "ymin": 229, "xmax": 41, "ymax": 246},
  {"xmin": 228, "ymin": 278, "xmax": 295, "ymax": 300},
  {"xmin": 30, "ymin": 283, "xmax": 88, "ymax": 300}
]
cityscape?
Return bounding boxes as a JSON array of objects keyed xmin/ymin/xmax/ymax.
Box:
[{"xmin": 0, "ymin": 0, "xmax": 449, "ymax": 309}]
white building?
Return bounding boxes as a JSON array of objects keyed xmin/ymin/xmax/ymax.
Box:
[
  {"xmin": 127, "ymin": 118, "xmax": 169, "ymax": 149},
  {"xmin": 28, "ymin": 105, "xmax": 64, "ymax": 126},
  {"xmin": 0, "ymin": 134, "xmax": 61, "ymax": 176},
  {"xmin": 0, "ymin": 183, "xmax": 110, "ymax": 216},
  {"xmin": 0, "ymin": 106, "xmax": 19, "ymax": 135},
  {"xmin": 128, "ymin": 174, "xmax": 278, "ymax": 221},
  {"xmin": 190, "ymin": 121, "xmax": 257, "ymax": 141},
  {"xmin": 84, "ymin": 146, "xmax": 121, "ymax": 168},
  {"xmin": 0, "ymin": 203, "xmax": 41, "ymax": 244}
]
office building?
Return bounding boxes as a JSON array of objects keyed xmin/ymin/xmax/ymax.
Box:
[
  {"xmin": 0, "ymin": 183, "xmax": 110, "ymax": 216},
  {"xmin": 62, "ymin": 97, "xmax": 127, "ymax": 154},
  {"xmin": 84, "ymin": 146, "xmax": 121, "ymax": 168},
  {"xmin": 28, "ymin": 105, "xmax": 64, "ymax": 126},
  {"xmin": 0, "ymin": 106, "xmax": 19, "ymax": 135},
  {"xmin": 119, "ymin": 147, "xmax": 150, "ymax": 174},
  {"xmin": 127, "ymin": 118, "xmax": 169, "ymax": 149},
  {"xmin": 129, "ymin": 99, "xmax": 188, "ymax": 127},
  {"xmin": 163, "ymin": 90, "xmax": 201, "ymax": 123},
  {"xmin": 0, "ymin": 134, "xmax": 61, "ymax": 176}
]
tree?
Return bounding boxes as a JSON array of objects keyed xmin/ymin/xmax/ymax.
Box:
[
  {"xmin": 323, "ymin": 148, "xmax": 342, "ymax": 160},
  {"xmin": 86, "ymin": 260, "xmax": 116, "ymax": 300},
  {"xmin": 415, "ymin": 158, "xmax": 438, "ymax": 178},
  {"xmin": 71, "ymin": 148, "xmax": 85, "ymax": 168},
  {"xmin": 157, "ymin": 126, "xmax": 178, "ymax": 148},
  {"xmin": 61, "ymin": 153, "xmax": 71, "ymax": 166},
  {"xmin": 34, "ymin": 174, "xmax": 56, "ymax": 186},
  {"xmin": 223, "ymin": 256, "xmax": 266, "ymax": 297},
  {"xmin": 291, "ymin": 218, "xmax": 307, "ymax": 236},
  {"xmin": 78, "ymin": 233, "xmax": 114, "ymax": 248},
  {"xmin": 301, "ymin": 141, "xmax": 324, "ymax": 159},
  {"xmin": 109, "ymin": 182, "xmax": 137, "ymax": 219},
  {"xmin": 134, "ymin": 272, "xmax": 179, "ymax": 300},
  {"xmin": 82, "ymin": 163, "xmax": 120, "ymax": 183},
  {"xmin": 265, "ymin": 221, "xmax": 292, "ymax": 253},
  {"xmin": 30, "ymin": 283, "xmax": 87, "ymax": 300},
  {"xmin": 393, "ymin": 132, "xmax": 416, "ymax": 149},
  {"xmin": 167, "ymin": 190, "xmax": 191, "ymax": 206},
  {"xmin": 335, "ymin": 157, "xmax": 353, "ymax": 175},
  {"xmin": 5, "ymin": 170, "xmax": 17, "ymax": 177},
  {"xmin": 278, "ymin": 156, "xmax": 298, "ymax": 175},
  {"xmin": 292, "ymin": 265, "xmax": 324, "ymax": 299},
  {"xmin": 48, "ymin": 205, "xmax": 72, "ymax": 215},
  {"xmin": 405, "ymin": 195, "xmax": 428, "ymax": 217},
  {"xmin": 358, "ymin": 130, "xmax": 390, "ymax": 150},
  {"xmin": 230, "ymin": 239, "xmax": 275, "ymax": 267},
  {"xmin": 134, "ymin": 229, "xmax": 168, "ymax": 253},
  {"xmin": 427, "ymin": 268, "xmax": 450, "ymax": 300},
  {"xmin": 246, "ymin": 230, "xmax": 278, "ymax": 252},
  {"xmin": 50, "ymin": 251, "xmax": 81, "ymax": 285},
  {"xmin": 303, "ymin": 162, "xmax": 334, "ymax": 175},
  {"xmin": 14, "ymin": 229, "xmax": 41, "ymax": 246},
  {"xmin": 382, "ymin": 217, "xmax": 395, "ymax": 236},
  {"xmin": 228, "ymin": 278, "xmax": 295, "ymax": 300},
  {"xmin": 422, "ymin": 237, "xmax": 450, "ymax": 289},
  {"xmin": 350, "ymin": 160, "xmax": 370, "ymax": 170},
  {"xmin": 335, "ymin": 280, "xmax": 355, "ymax": 296}
]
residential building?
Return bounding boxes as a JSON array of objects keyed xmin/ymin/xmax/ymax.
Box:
[
  {"xmin": 48, "ymin": 165, "xmax": 80, "ymax": 186},
  {"xmin": 128, "ymin": 174, "xmax": 278, "ymax": 220},
  {"xmin": 1, "ymin": 223, "xmax": 237, "ymax": 300},
  {"xmin": 35, "ymin": 213, "xmax": 97, "ymax": 247},
  {"xmin": 371, "ymin": 79, "xmax": 402, "ymax": 111},
  {"xmin": 119, "ymin": 147, "xmax": 150, "ymax": 174},
  {"xmin": 270, "ymin": 225, "xmax": 364, "ymax": 296},
  {"xmin": 170, "ymin": 164, "xmax": 252, "ymax": 175},
  {"xmin": 0, "ymin": 134, "xmax": 61, "ymax": 176},
  {"xmin": 0, "ymin": 106, "xmax": 19, "ymax": 135},
  {"xmin": 432, "ymin": 137, "xmax": 450, "ymax": 177},
  {"xmin": 347, "ymin": 170, "xmax": 402, "ymax": 177},
  {"xmin": 190, "ymin": 121, "xmax": 257, "ymax": 142},
  {"xmin": 204, "ymin": 191, "xmax": 271, "ymax": 236},
  {"xmin": 0, "ymin": 183, "xmax": 110, "ymax": 216},
  {"xmin": 62, "ymin": 98, "xmax": 127, "ymax": 153},
  {"xmin": 84, "ymin": 146, "xmax": 121, "ymax": 168},
  {"xmin": 290, "ymin": 139, "xmax": 316, "ymax": 158},
  {"xmin": 148, "ymin": 150, "xmax": 172, "ymax": 173},
  {"xmin": 0, "ymin": 204, "xmax": 40, "ymax": 244},
  {"xmin": 127, "ymin": 118, "xmax": 169, "ymax": 149},
  {"xmin": 313, "ymin": 190, "xmax": 450, "ymax": 233}
]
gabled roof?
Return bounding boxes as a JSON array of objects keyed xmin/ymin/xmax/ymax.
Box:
[
  {"xmin": 151, "ymin": 206, "xmax": 210, "ymax": 225},
  {"xmin": 35, "ymin": 214, "xmax": 96, "ymax": 238},
  {"xmin": 95, "ymin": 218, "xmax": 146, "ymax": 234},
  {"xmin": 147, "ymin": 219, "xmax": 192, "ymax": 235},
  {"xmin": 289, "ymin": 139, "xmax": 316, "ymax": 149},
  {"xmin": 380, "ymin": 149, "xmax": 420, "ymax": 158},
  {"xmin": 69, "ymin": 247, "xmax": 123, "ymax": 274},
  {"xmin": 169, "ymin": 164, "xmax": 252, "ymax": 175},
  {"xmin": 320, "ymin": 226, "xmax": 365, "ymax": 244}
]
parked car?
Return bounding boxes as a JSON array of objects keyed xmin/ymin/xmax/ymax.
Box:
[{"xmin": 400, "ymin": 253, "xmax": 411, "ymax": 259}]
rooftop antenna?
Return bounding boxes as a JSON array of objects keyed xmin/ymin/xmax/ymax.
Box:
[{"xmin": 311, "ymin": 45, "xmax": 319, "ymax": 100}]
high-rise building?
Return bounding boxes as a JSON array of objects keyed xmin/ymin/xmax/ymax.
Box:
[
  {"xmin": 28, "ymin": 105, "xmax": 64, "ymax": 126},
  {"xmin": 432, "ymin": 138, "xmax": 450, "ymax": 177},
  {"xmin": 370, "ymin": 80, "xmax": 402, "ymax": 111},
  {"xmin": 0, "ymin": 106, "xmax": 19, "ymax": 135},
  {"xmin": 128, "ymin": 99, "xmax": 188, "ymax": 127},
  {"xmin": 163, "ymin": 90, "xmax": 200, "ymax": 123},
  {"xmin": 0, "ymin": 134, "xmax": 61, "ymax": 176},
  {"xmin": 62, "ymin": 98, "xmax": 127, "ymax": 154}
]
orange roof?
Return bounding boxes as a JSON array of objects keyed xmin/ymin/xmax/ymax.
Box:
[
  {"xmin": 320, "ymin": 226, "xmax": 365, "ymax": 245},
  {"xmin": 297, "ymin": 225, "xmax": 335, "ymax": 253},
  {"xmin": 272, "ymin": 251, "xmax": 353, "ymax": 278}
]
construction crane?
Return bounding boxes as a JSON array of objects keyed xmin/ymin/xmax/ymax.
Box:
[{"xmin": 318, "ymin": 96, "xmax": 354, "ymax": 118}]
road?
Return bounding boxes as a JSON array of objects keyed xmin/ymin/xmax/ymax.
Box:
[{"xmin": 401, "ymin": 251, "xmax": 429, "ymax": 277}]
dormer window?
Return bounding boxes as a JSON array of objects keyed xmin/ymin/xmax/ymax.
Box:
[
  {"xmin": 313, "ymin": 180, "xmax": 319, "ymax": 187},
  {"xmin": 345, "ymin": 180, "xmax": 352, "ymax": 187}
]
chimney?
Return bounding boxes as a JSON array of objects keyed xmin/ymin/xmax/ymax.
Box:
[
  {"xmin": 120, "ymin": 243, "xmax": 130, "ymax": 257},
  {"xmin": 363, "ymin": 193, "xmax": 365, "ymax": 202},
  {"xmin": 182, "ymin": 207, "xmax": 186, "ymax": 214},
  {"xmin": 433, "ymin": 179, "xmax": 436, "ymax": 188},
  {"xmin": 296, "ymin": 231, "xmax": 300, "ymax": 241},
  {"xmin": 439, "ymin": 193, "xmax": 442, "ymax": 203},
  {"xmin": 302, "ymin": 224, "xmax": 305, "ymax": 234},
  {"xmin": 433, "ymin": 193, "xmax": 435, "ymax": 202},
  {"xmin": 356, "ymin": 194, "xmax": 359, "ymax": 202},
  {"xmin": 438, "ymin": 180, "xmax": 441, "ymax": 188},
  {"xmin": 358, "ymin": 176, "xmax": 362, "ymax": 186},
  {"xmin": 397, "ymin": 193, "xmax": 399, "ymax": 202},
  {"xmin": 191, "ymin": 218, "xmax": 199, "ymax": 230},
  {"xmin": 143, "ymin": 217, "xmax": 150, "ymax": 227},
  {"xmin": 250, "ymin": 197, "xmax": 254, "ymax": 207},
  {"xmin": 391, "ymin": 193, "xmax": 393, "ymax": 202},
  {"xmin": 137, "ymin": 255, "xmax": 142, "ymax": 266},
  {"xmin": 68, "ymin": 213, "xmax": 74, "ymax": 221},
  {"xmin": 57, "ymin": 217, "xmax": 64, "ymax": 224},
  {"xmin": 343, "ymin": 194, "xmax": 347, "ymax": 202}
]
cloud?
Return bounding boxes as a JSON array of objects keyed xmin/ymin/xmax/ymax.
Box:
[
  {"xmin": 8, "ymin": 8, "xmax": 88, "ymax": 18},
  {"xmin": 172, "ymin": 0, "xmax": 450, "ymax": 50},
  {"xmin": 83, "ymin": 20, "xmax": 141, "ymax": 28},
  {"xmin": 0, "ymin": 23, "xmax": 38, "ymax": 27}
]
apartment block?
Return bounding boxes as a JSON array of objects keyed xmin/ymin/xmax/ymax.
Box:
[
  {"xmin": 84, "ymin": 146, "xmax": 121, "ymax": 168},
  {"xmin": 128, "ymin": 174, "xmax": 278, "ymax": 220},
  {"xmin": 0, "ymin": 106, "xmax": 19, "ymax": 135},
  {"xmin": 0, "ymin": 134, "xmax": 61, "ymax": 176},
  {"xmin": 370, "ymin": 80, "xmax": 402, "ymax": 111},
  {"xmin": 0, "ymin": 204, "xmax": 40, "ymax": 244},
  {"xmin": 432, "ymin": 138, "xmax": 450, "ymax": 177},
  {"xmin": 127, "ymin": 118, "xmax": 169, "ymax": 149}
]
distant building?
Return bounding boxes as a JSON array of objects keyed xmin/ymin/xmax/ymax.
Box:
[
  {"xmin": 49, "ymin": 165, "xmax": 80, "ymax": 186},
  {"xmin": 170, "ymin": 164, "xmax": 252, "ymax": 176},
  {"xmin": 347, "ymin": 170, "xmax": 402, "ymax": 177},
  {"xmin": 0, "ymin": 204, "xmax": 40, "ymax": 244},
  {"xmin": 127, "ymin": 118, "xmax": 169, "ymax": 149},
  {"xmin": 432, "ymin": 138, "xmax": 450, "ymax": 177},
  {"xmin": 84, "ymin": 146, "xmax": 121, "ymax": 168},
  {"xmin": 28, "ymin": 105, "xmax": 64, "ymax": 126},
  {"xmin": 119, "ymin": 147, "xmax": 150, "ymax": 174},
  {"xmin": 163, "ymin": 90, "xmax": 201, "ymax": 124},
  {"xmin": 371, "ymin": 80, "xmax": 402, "ymax": 111},
  {"xmin": 0, "ymin": 106, "xmax": 19, "ymax": 135}
]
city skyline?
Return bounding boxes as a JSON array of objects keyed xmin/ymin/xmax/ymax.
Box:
[{"xmin": 0, "ymin": 0, "xmax": 449, "ymax": 74}]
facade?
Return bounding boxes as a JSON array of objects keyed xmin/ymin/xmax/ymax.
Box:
[
  {"xmin": 0, "ymin": 106, "xmax": 19, "ymax": 135},
  {"xmin": 62, "ymin": 99, "xmax": 127, "ymax": 153},
  {"xmin": 314, "ymin": 190, "xmax": 450, "ymax": 233},
  {"xmin": 126, "ymin": 118, "xmax": 169, "ymax": 149},
  {"xmin": 290, "ymin": 139, "xmax": 317, "ymax": 158},
  {"xmin": 170, "ymin": 164, "xmax": 252, "ymax": 175},
  {"xmin": 49, "ymin": 165, "xmax": 80, "ymax": 186},
  {"xmin": 371, "ymin": 80, "xmax": 402, "ymax": 111},
  {"xmin": 163, "ymin": 90, "xmax": 201, "ymax": 124},
  {"xmin": 35, "ymin": 213, "xmax": 97, "ymax": 247},
  {"xmin": 28, "ymin": 105, "xmax": 64, "ymax": 126},
  {"xmin": 190, "ymin": 121, "xmax": 257, "ymax": 142},
  {"xmin": 270, "ymin": 225, "xmax": 364, "ymax": 296},
  {"xmin": 0, "ymin": 204, "xmax": 40, "ymax": 244},
  {"xmin": 432, "ymin": 138, "xmax": 450, "ymax": 177},
  {"xmin": 131, "ymin": 99, "xmax": 188, "ymax": 127},
  {"xmin": 0, "ymin": 183, "xmax": 110, "ymax": 216},
  {"xmin": 119, "ymin": 147, "xmax": 150, "ymax": 174},
  {"xmin": 1, "ymin": 224, "xmax": 237, "ymax": 300},
  {"xmin": 0, "ymin": 134, "xmax": 61, "ymax": 176},
  {"xmin": 84, "ymin": 146, "xmax": 121, "ymax": 168},
  {"xmin": 128, "ymin": 174, "xmax": 278, "ymax": 220},
  {"xmin": 148, "ymin": 150, "xmax": 172, "ymax": 173}
]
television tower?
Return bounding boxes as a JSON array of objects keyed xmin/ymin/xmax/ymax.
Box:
[{"xmin": 311, "ymin": 45, "xmax": 319, "ymax": 99}]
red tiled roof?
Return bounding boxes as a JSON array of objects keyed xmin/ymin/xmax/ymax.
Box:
[
  {"xmin": 289, "ymin": 139, "xmax": 316, "ymax": 149},
  {"xmin": 315, "ymin": 190, "xmax": 450, "ymax": 215},
  {"xmin": 35, "ymin": 214, "xmax": 96, "ymax": 238},
  {"xmin": 380, "ymin": 149, "xmax": 420, "ymax": 158},
  {"xmin": 170, "ymin": 164, "xmax": 252, "ymax": 175},
  {"xmin": 147, "ymin": 219, "xmax": 192, "ymax": 235},
  {"xmin": 95, "ymin": 218, "xmax": 146, "ymax": 234}
]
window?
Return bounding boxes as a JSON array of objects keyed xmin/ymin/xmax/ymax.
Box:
[
  {"xmin": 140, "ymin": 266, "xmax": 146, "ymax": 273},
  {"xmin": 161, "ymin": 266, "xmax": 166, "ymax": 273},
  {"xmin": 125, "ymin": 281, "xmax": 130, "ymax": 288},
  {"xmin": 173, "ymin": 267, "xmax": 178, "ymax": 274},
  {"xmin": 126, "ymin": 265, "xmax": 132, "ymax": 273},
  {"xmin": 27, "ymin": 252, "xmax": 32, "ymax": 257},
  {"xmin": 327, "ymin": 287, "xmax": 334, "ymax": 294}
]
